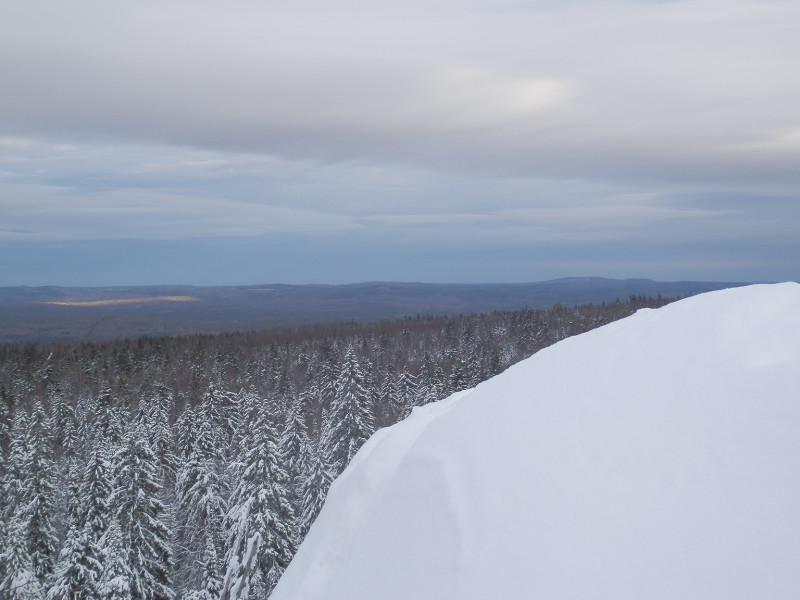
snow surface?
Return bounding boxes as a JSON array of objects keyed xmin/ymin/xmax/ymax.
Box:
[{"xmin": 272, "ymin": 283, "xmax": 800, "ymax": 600}]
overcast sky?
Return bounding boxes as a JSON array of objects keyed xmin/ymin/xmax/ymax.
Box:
[{"xmin": 1, "ymin": 0, "xmax": 799, "ymax": 286}]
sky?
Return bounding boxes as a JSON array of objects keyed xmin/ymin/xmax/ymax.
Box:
[{"xmin": 1, "ymin": 0, "xmax": 799, "ymax": 286}]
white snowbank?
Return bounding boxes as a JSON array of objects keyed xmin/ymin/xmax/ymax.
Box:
[{"xmin": 273, "ymin": 283, "xmax": 800, "ymax": 600}]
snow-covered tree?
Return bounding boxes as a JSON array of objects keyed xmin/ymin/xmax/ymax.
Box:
[
  {"xmin": 47, "ymin": 439, "xmax": 113, "ymax": 600},
  {"xmin": 1, "ymin": 405, "xmax": 55, "ymax": 596},
  {"xmin": 20, "ymin": 402, "xmax": 59, "ymax": 584},
  {"xmin": 199, "ymin": 383, "xmax": 239, "ymax": 450},
  {"xmin": 280, "ymin": 392, "xmax": 309, "ymax": 524},
  {"xmin": 0, "ymin": 517, "xmax": 43, "ymax": 600},
  {"xmin": 92, "ymin": 390, "xmax": 125, "ymax": 461},
  {"xmin": 97, "ymin": 522, "xmax": 133, "ymax": 600},
  {"xmin": 377, "ymin": 370, "xmax": 396, "ymax": 427},
  {"xmin": 0, "ymin": 382, "xmax": 11, "ymax": 462},
  {"xmin": 280, "ymin": 393, "xmax": 307, "ymax": 480},
  {"xmin": 0, "ymin": 409, "xmax": 26, "ymax": 594},
  {"xmin": 322, "ymin": 347, "xmax": 376, "ymax": 475},
  {"xmin": 1, "ymin": 408, "xmax": 27, "ymax": 525},
  {"xmin": 221, "ymin": 532, "xmax": 260, "ymax": 600},
  {"xmin": 184, "ymin": 535, "xmax": 223, "ymax": 600},
  {"xmin": 223, "ymin": 408, "xmax": 296, "ymax": 598},
  {"xmin": 109, "ymin": 430, "xmax": 173, "ymax": 600},
  {"xmin": 297, "ymin": 438, "xmax": 332, "ymax": 540},
  {"xmin": 47, "ymin": 528, "xmax": 102, "ymax": 600},
  {"xmin": 81, "ymin": 450, "xmax": 113, "ymax": 543},
  {"xmin": 144, "ymin": 385, "xmax": 177, "ymax": 482},
  {"xmin": 175, "ymin": 404, "xmax": 197, "ymax": 462},
  {"xmin": 174, "ymin": 418, "xmax": 227, "ymax": 592},
  {"xmin": 391, "ymin": 368, "xmax": 418, "ymax": 421},
  {"xmin": 416, "ymin": 361, "xmax": 436, "ymax": 405}
]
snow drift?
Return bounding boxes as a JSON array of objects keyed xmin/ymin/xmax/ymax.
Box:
[{"xmin": 272, "ymin": 283, "xmax": 800, "ymax": 600}]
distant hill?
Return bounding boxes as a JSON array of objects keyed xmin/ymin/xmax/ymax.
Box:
[{"xmin": 0, "ymin": 278, "xmax": 754, "ymax": 343}]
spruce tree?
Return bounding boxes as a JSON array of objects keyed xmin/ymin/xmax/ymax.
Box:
[
  {"xmin": 0, "ymin": 382, "xmax": 12, "ymax": 468},
  {"xmin": 416, "ymin": 361, "xmax": 436, "ymax": 405},
  {"xmin": 199, "ymin": 383, "xmax": 239, "ymax": 450},
  {"xmin": 174, "ymin": 419, "xmax": 227, "ymax": 592},
  {"xmin": 92, "ymin": 390, "xmax": 125, "ymax": 461},
  {"xmin": 0, "ymin": 410, "xmax": 28, "ymax": 586},
  {"xmin": 82, "ymin": 449, "xmax": 113, "ymax": 543},
  {"xmin": 297, "ymin": 438, "xmax": 332, "ymax": 540},
  {"xmin": 47, "ymin": 445, "xmax": 112, "ymax": 600},
  {"xmin": 392, "ymin": 368, "xmax": 418, "ymax": 421},
  {"xmin": 280, "ymin": 393, "xmax": 308, "ymax": 526},
  {"xmin": 377, "ymin": 371, "xmax": 396, "ymax": 427},
  {"xmin": 175, "ymin": 405, "xmax": 197, "ymax": 463},
  {"xmin": 145, "ymin": 385, "xmax": 177, "ymax": 483},
  {"xmin": 109, "ymin": 430, "xmax": 173, "ymax": 600},
  {"xmin": 21, "ymin": 402, "xmax": 59, "ymax": 585},
  {"xmin": 0, "ymin": 516, "xmax": 43, "ymax": 600},
  {"xmin": 184, "ymin": 535, "xmax": 223, "ymax": 600},
  {"xmin": 322, "ymin": 347, "xmax": 376, "ymax": 475},
  {"xmin": 223, "ymin": 407, "xmax": 296, "ymax": 598},
  {"xmin": 97, "ymin": 521, "xmax": 133, "ymax": 600},
  {"xmin": 1, "ymin": 407, "xmax": 54, "ymax": 599},
  {"xmin": 47, "ymin": 528, "xmax": 102, "ymax": 600}
]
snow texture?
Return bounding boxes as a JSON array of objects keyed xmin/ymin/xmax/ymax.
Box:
[{"xmin": 272, "ymin": 283, "xmax": 800, "ymax": 600}]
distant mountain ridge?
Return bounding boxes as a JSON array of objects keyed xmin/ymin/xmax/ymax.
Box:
[{"xmin": 0, "ymin": 278, "xmax": 756, "ymax": 343}]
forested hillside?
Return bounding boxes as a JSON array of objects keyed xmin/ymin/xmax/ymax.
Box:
[{"xmin": 0, "ymin": 295, "xmax": 671, "ymax": 599}]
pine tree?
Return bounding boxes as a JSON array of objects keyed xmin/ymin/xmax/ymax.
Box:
[
  {"xmin": 47, "ymin": 528, "xmax": 103, "ymax": 600},
  {"xmin": 175, "ymin": 405, "xmax": 197, "ymax": 463},
  {"xmin": 174, "ymin": 419, "xmax": 227, "ymax": 592},
  {"xmin": 221, "ymin": 532, "xmax": 260, "ymax": 600},
  {"xmin": 47, "ymin": 445, "xmax": 112, "ymax": 600},
  {"xmin": 199, "ymin": 383, "xmax": 239, "ymax": 450},
  {"xmin": 184, "ymin": 535, "xmax": 223, "ymax": 600},
  {"xmin": 280, "ymin": 392, "xmax": 307, "ymax": 479},
  {"xmin": 392, "ymin": 368, "xmax": 418, "ymax": 421},
  {"xmin": 377, "ymin": 371, "xmax": 396, "ymax": 427},
  {"xmin": 280, "ymin": 392, "xmax": 309, "ymax": 526},
  {"xmin": 82, "ymin": 450, "xmax": 113, "ymax": 543},
  {"xmin": 448, "ymin": 358, "xmax": 469, "ymax": 392},
  {"xmin": 97, "ymin": 521, "xmax": 133, "ymax": 600},
  {"xmin": 322, "ymin": 347, "xmax": 376, "ymax": 475},
  {"xmin": 297, "ymin": 438, "xmax": 332, "ymax": 540},
  {"xmin": 21, "ymin": 402, "xmax": 59, "ymax": 585},
  {"xmin": 0, "ymin": 382, "xmax": 12, "ymax": 468},
  {"xmin": 416, "ymin": 360, "xmax": 436, "ymax": 405},
  {"xmin": 433, "ymin": 364, "xmax": 449, "ymax": 398},
  {"xmin": 1, "ymin": 409, "xmax": 28, "ymax": 565},
  {"xmin": 92, "ymin": 390, "xmax": 125, "ymax": 461},
  {"xmin": 1, "ymin": 406, "xmax": 54, "ymax": 598},
  {"xmin": 0, "ymin": 516, "xmax": 6, "ymax": 596},
  {"xmin": 109, "ymin": 430, "xmax": 173, "ymax": 600},
  {"xmin": 223, "ymin": 408, "xmax": 296, "ymax": 598},
  {"xmin": 145, "ymin": 385, "xmax": 177, "ymax": 482},
  {"xmin": 0, "ymin": 516, "xmax": 43, "ymax": 600}
]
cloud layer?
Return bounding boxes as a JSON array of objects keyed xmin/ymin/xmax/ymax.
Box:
[{"xmin": 1, "ymin": 0, "xmax": 798, "ymax": 284}]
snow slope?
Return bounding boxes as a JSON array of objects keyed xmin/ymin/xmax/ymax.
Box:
[{"xmin": 272, "ymin": 283, "xmax": 800, "ymax": 600}]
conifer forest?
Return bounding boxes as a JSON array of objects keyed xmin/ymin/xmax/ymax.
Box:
[{"xmin": 0, "ymin": 296, "xmax": 671, "ymax": 599}]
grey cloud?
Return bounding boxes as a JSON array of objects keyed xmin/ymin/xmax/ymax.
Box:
[
  {"xmin": 2, "ymin": 0, "xmax": 799, "ymax": 187},
  {"xmin": 1, "ymin": 0, "xmax": 799, "ymax": 286},
  {"xmin": 3, "ymin": 135, "xmax": 798, "ymax": 249},
  {"xmin": 0, "ymin": 178, "xmax": 360, "ymax": 242}
]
